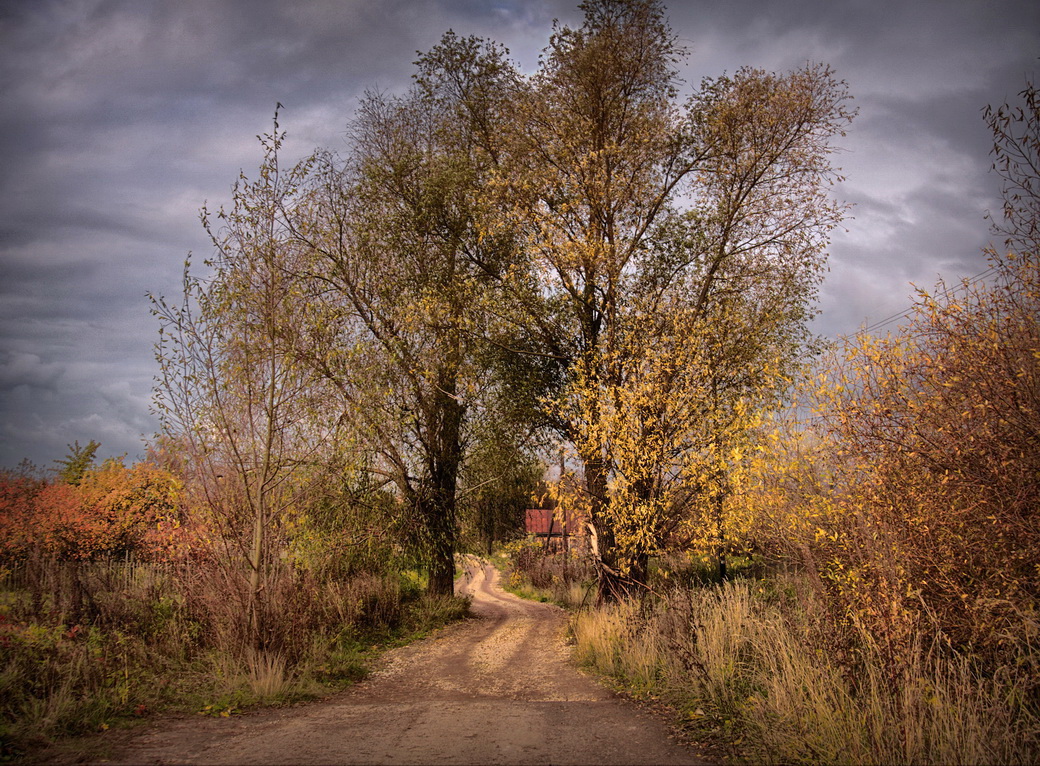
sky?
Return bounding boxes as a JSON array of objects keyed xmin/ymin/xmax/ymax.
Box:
[{"xmin": 0, "ymin": 0, "xmax": 1037, "ymax": 470}]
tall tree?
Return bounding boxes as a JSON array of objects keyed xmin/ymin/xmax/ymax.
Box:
[
  {"xmin": 492, "ymin": 0, "xmax": 854, "ymax": 596},
  {"xmin": 291, "ymin": 33, "xmax": 520, "ymax": 595}
]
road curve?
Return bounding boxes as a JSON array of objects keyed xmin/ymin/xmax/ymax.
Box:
[{"xmin": 98, "ymin": 557, "xmax": 705, "ymax": 765}]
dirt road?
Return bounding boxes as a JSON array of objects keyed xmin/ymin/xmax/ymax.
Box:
[{"xmin": 98, "ymin": 558, "xmax": 704, "ymax": 764}]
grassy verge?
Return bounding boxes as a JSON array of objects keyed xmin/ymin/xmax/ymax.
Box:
[
  {"xmin": 571, "ymin": 576, "xmax": 1039, "ymax": 764},
  {"xmin": 0, "ymin": 566, "xmax": 468, "ymax": 762}
]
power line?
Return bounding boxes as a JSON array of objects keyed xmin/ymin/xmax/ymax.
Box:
[{"xmin": 853, "ymin": 264, "xmax": 999, "ymax": 336}]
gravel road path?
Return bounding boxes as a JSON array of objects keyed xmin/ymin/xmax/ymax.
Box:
[{"xmin": 94, "ymin": 558, "xmax": 705, "ymax": 765}]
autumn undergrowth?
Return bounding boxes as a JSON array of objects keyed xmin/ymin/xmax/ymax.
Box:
[
  {"xmin": 0, "ymin": 560, "xmax": 468, "ymax": 760},
  {"xmin": 498, "ymin": 539, "xmax": 595, "ymax": 609},
  {"xmin": 571, "ymin": 574, "xmax": 1039, "ymax": 765}
]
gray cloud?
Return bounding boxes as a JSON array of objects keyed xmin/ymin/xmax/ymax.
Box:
[
  {"xmin": 0, "ymin": 352, "xmax": 65, "ymax": 393},
  {"xmin": 0, "ymin": 0, "xmax": 1037, "ymax": 467}
]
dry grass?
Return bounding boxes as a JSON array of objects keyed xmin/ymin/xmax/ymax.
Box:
[
  {"xmin": 572, "ymin": 578, "xmax": 1040, "ymax": 764},
  {"xmin": 572, "ymin": 600, "xmax": 660, "ymax": 691},
  {"xmin": 245, "ymin": 648, "xmax": 291, "ymax": 699}
]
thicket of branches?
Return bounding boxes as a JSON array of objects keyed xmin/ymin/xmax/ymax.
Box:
[
  {"xmin": 745, "ymin": 81, "xmax": 1040, "ymax": 674},
  {"xmin": 147, "ymin": 0, "xmax": 1036, "ymax": 669}
]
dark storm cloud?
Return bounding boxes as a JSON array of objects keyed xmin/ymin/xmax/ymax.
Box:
[
  {"xmin": 0, "ymin": 352, "xmax": 65, "ymax": 394},
  {"xmin": 0, "ymin": 0, "xmax": 565, "ymax": 468},
  {"xmin": 0, "ymin": 0, "xmax": 1037, "ymax": 467}
]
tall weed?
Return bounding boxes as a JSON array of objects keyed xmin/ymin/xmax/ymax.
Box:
[
  {"xmin": 572, "ymin": 578, "xmax": 1039, "ymax": 764},
  {"xmin": 245, "ymin": 648, "xmax": 290, "ymax": 699}
]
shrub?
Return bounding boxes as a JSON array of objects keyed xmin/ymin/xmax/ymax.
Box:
[
  {"xmin": 0, "ymin": 555, "xmax": 467, "ymax": 758},
  {"xmin": 503, "ymin": 538, "xmax": 596, "ymax": 607}
]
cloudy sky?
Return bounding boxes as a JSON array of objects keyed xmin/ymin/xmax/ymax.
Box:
[{"xmin": 0, "ymin": 0, "xmax": 1036, "ymax": 469}]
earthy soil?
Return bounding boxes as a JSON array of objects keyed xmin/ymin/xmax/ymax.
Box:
[{"xmin": 74, "ymin": 558, "xmax": 707, "ymax": 764}]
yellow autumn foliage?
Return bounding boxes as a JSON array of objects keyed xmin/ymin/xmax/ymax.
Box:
[{"xmin": 745, "ymin": 247, "xmax": 1040, "ymax": 666}]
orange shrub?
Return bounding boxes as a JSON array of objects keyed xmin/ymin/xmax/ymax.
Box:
[{"xmin": 0, "ymin": 460, "xmax": 182, "ymax": 561}]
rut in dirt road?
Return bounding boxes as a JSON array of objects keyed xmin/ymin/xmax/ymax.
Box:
[{"xmin": 101, "ymin": 558, "xmax": 706, "ymax": 765}]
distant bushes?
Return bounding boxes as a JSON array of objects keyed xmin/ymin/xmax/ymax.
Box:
[
  {"xmin": 503, "ymin": 538, "xmax": 596, "ymax": 608},
  {"xmin": 0, "ymin": 459, "xmax": 182, "ymax": 563}
]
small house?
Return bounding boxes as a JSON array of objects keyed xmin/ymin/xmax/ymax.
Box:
[{"xmin": 525, "ymin": 508, "xmax": 587, "ymax": 552}]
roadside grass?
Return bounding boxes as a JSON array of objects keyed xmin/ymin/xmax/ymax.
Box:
[
  {"xmin": 571, "ymin": 576, "xmax": 1040, "ymax": 765},
  {"xmin": 499, "ymin": 564, "xmax": 592, "ymax": 608},
  {"xmin": 495, "ymin": 540, "xmax": 595, "ymax": 609},
  {"xmin": 0, "ymin": 563, "xmax": 469, "ymax": 761}
]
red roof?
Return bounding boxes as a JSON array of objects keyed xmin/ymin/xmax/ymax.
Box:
[{"xmin": 525, "ymin": 508, "xmax": 585, "ymax": 536}]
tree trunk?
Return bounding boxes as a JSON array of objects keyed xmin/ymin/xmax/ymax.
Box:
[
  {"xmin": 424, "ymin": 375, "xmax": 463, "ymax": 598},
  {"xmin": 716, "ymin": 495, "xmax": 727, "ymax": 582},
  {"xmin": 248, "ymin": 498, "xmax": 265, "ymax": 646},
  {"xmin": 583, "ymin": 452, "xmax": 619, "ymax": 604},
  {"xmin": 428, "ymin": 548, "xmax": 456, "ymax": 596},
  {"xmin": 422, "ymin": 488, "xmax": 456, "ymax": 596},
  {"xmin": 586, "ymin": 453, "xmax": 652, "ymax": 602}
]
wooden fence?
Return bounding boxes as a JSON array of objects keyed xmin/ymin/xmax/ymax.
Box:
[{"xmin": 0, "ymin": 556, "xmax": 171, "ymax": 594}]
